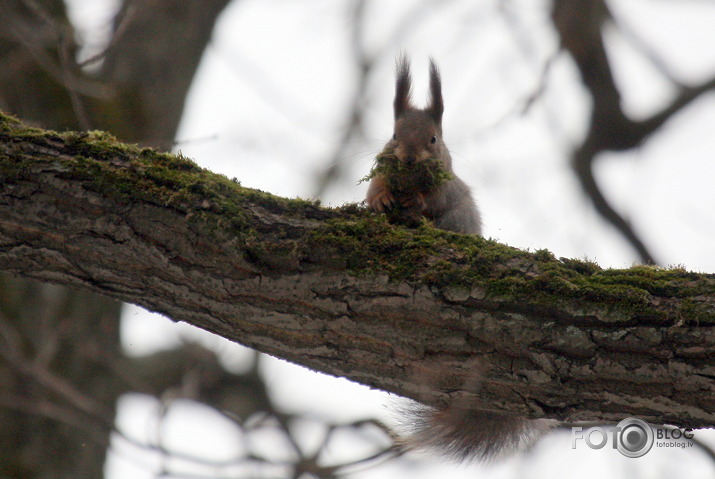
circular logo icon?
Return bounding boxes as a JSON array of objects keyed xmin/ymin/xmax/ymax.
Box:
[{"xmin": 616, "ymin": 417, "xmax": 654, "ymax": 458}]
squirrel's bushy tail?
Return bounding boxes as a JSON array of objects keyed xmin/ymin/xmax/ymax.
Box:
[{"xmin": 398, "ymin": 402, "xmax": 556, "ymax": 462}]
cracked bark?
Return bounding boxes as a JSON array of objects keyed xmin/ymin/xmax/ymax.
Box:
[{"xmin": 1, "ymin": 115, "xmax": 714, "ymax": 431}]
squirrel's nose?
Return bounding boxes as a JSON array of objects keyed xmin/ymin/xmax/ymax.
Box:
[{"xmin": 405, "ymin": 156, "xmax": 416, "ymax": 165}]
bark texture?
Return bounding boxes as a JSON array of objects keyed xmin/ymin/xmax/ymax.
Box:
[{"xmin": 2, "ymin": 113, "xmax": 714, "ymax": 430}]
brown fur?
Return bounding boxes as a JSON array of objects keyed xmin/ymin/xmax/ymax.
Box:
[
  {"xmin": 366, "ymin": 56, "xmax": 482, "ymax": 235},
  {"xmin": 399, "ymin": 402, "xmax": 556, "ymax": 462}
]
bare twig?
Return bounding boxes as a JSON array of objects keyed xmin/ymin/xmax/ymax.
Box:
[
  {"xmin": 59, "ymin": 32, "xmax": 92, "ymax": 130},
  {"xmin": 0, "ymin": 393, "xmax": 111, "ymax": 446},
  {"xmin": 77, "ymin": 3, "xmax": 136, "ymax": 68},
  {"xmin": 0, "ymin": 309, "xmax": 113, "ymax": 420},
  {"xmin": 0, "ymin": 1, "xmax": 107, "ymax": 98}
]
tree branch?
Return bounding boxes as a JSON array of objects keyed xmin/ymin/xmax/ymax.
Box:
[{"xmin": 1, "ymin": 112, "xmax": 714, "ymax": 429}]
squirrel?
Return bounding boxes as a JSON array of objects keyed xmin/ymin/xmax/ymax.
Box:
[
  {"xmin": 366, "ymin": 56, "xmax": 482, "ymax": 236},
  {"xmin": 369, "ymin": 57, "xmax": 555, "ymax": 461}
]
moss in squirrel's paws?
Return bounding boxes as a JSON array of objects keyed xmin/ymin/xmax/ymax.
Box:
[{"xmin": 360, "ymin": 150, "xmax": 453, "ymax": 194}]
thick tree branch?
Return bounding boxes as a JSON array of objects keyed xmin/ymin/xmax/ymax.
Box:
[{"xmin": 1, "ymin": 112, "xmax": 714, "ymax": 430}]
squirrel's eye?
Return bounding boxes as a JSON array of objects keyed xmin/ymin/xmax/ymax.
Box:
[
  {"xmin": 430, "ymin": 136, "xmax": 437, "ymax": 144},
  {"xmin": 392, "ymin": 133, "xmax": 397, "ymax": 140}
]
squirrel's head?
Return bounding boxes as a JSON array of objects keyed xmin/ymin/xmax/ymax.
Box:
[{"xmin": 390, "ymin": 56, "xmax": 450, "ymax": 169}]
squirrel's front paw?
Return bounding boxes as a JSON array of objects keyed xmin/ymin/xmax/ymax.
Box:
[
  {"xmin": 368, "ymin": 189, "xmax": 395, "ymax": 212},
  {"xmin": 400, "ymin": 193, "xmax": 427, "ymax": 211}
]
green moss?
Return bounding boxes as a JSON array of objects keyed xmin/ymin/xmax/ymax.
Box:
[
  {"xmin": 677, "ymin": 298, "xmax": 711, "ymax": 325},
  {"xmin": 2, "ymin": 111, "xmax": 713, "ymax": 326},
  {"xmin": 591, "ymin": 265, "xmax": 689, "ymax": 297},
  {"xmin": 0, "ymin": 112, "xmax": 320, "ymax": 242},
  {"xmin": 533, "ymin": 249, "xmax": 556, "ymax": 262},
  {"xmin": 360, "ymin": 150, "xmax": 453, "ymax": 190},
  {"xmin": 309, "ymin": 215, "xmax": 449, "ymax": 278},
  {"xmin": 358, "ymin": 150, "xmax": 453, "ymax": 197},
  {"xmin": 359, "ymin": 149, "xmax": 455, "ymax": 228},
  {"xmin": 558, "ymin": 257, "xmax": 602, "ymax": 276},
  {"xmin": 0, "ymin": 111, "xmax": 24, "ymax": 131},
  {"xmin": 310, "ymin": 212, "xmax": 715, "ymax": 325}
]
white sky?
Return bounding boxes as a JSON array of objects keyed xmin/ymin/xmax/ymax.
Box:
[{"xmin": 63, "ymin": 0, "xmax": 715, "ymax": 478}]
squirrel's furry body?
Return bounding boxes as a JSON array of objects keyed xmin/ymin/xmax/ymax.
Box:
[
  {"xmin": 367, "ymin": 56, "xmax": 552, "ymax": 461},
  {"xmin": 366, "ymin": 57, "xmax": 481, "ymax": 236}
]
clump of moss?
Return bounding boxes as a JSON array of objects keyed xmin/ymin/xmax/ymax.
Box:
[
  {"xmin": 360, "ymin": 149, "xmax": 453, "ymax": 228},
  {"xmin": 360, "ymin": 150, "xmax": 452, "ymax": 193}
]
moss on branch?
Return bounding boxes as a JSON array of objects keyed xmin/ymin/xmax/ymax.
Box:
[{"xmin": 1, "ymin": 110, "xmax": 714, "ymax": 329}]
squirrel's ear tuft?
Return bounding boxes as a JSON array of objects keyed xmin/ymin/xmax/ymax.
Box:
[
  {"xmin": 428, "ymin": 58, "xmax": 444, "ymax": 124},
  {"xmin": 394, "ymin": 54, "xmax": 412, "ymax": 119}
]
